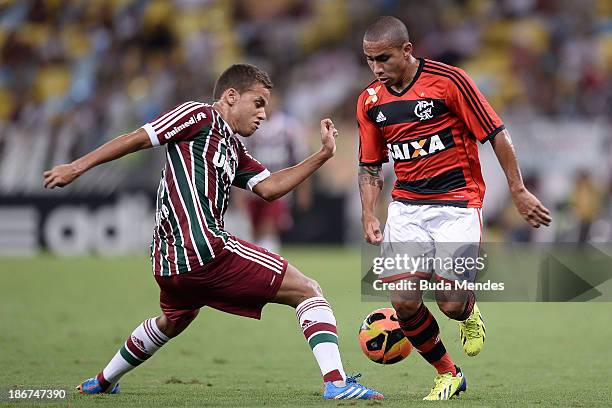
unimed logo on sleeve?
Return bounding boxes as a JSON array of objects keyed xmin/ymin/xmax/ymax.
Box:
[{"xmin": 164, "ymin": 112, "xmax": 207, "ymax": 139}]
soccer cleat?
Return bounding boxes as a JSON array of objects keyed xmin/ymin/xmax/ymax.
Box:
[
  {"xmin": 459, "ymin": 303, "xmax": 486, "ymax": 356},
  {"xmin": 323, "ymin": 373, "xmax": 384, "ymax": 400},
  {"xmin": 76, "ymin": 377, "xmax": 120, "ymax": 394},
  {"xmin": 422, "ymin": 366, "xmax": 467, "ymax": 400}
]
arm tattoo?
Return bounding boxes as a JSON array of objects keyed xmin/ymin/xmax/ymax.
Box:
[{"xmin": 358, "ymin": 165, "xmax": 383, "ymax": 189}]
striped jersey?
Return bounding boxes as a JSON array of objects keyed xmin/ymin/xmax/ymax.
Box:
[
  {"xmin": 357, "ymin": 58, "xmax": 505, "ymax": 208},
  {"xmin": 142, "ymin": 101, "xmax": 270, "ymax": 276}
]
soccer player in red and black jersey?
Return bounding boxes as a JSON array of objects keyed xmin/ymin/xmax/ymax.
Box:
[
  {"xmin": 44, "ymin": 64, "xmax": 383, "ymax": 400},
  {"xmin": 357, "ymin": 17, "xmax": 551, "ymax": 400}
]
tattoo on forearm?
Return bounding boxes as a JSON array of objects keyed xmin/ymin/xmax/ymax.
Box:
[{"xmin": 358, "ymin": 165, "xmax": 383, "ymax": 189}]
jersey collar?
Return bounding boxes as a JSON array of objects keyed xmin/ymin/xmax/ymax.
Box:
[
  {"xmin": 385, "ymin": 57, "xmax": 424, "ymax": 97},
  {"xmin": 211, "ymin": 105, "xmax": 235, "ymax": 138}
]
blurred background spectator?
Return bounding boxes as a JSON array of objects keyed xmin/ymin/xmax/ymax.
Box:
[{"xmin": 0, "ymin": 0, "xmax": 610, "ymax": 254}]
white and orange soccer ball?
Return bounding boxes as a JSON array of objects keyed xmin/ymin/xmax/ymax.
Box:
[{"xmin": 358, "ymin": 307, "xmax": 413, "ymax": 364}]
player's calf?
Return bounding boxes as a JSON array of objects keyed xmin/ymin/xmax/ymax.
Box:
[
  {"xmin": 393, "ymin": 296, "xmax": 458, "ymax": 377},
  {"xmin": 273, "ymin": 265, "xmax": 382, "ymax": 397}
]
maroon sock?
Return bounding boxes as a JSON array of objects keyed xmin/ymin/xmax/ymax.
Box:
[
  {"xmin": 96, "ymin": 372, "xmax": 112, "ymax": 391},
  {"xmin": 323, "ymin": 369, "xmax": 343, "ymax": 383}
]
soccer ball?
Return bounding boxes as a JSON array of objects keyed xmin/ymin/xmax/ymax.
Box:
[{"xmin": 358, "ymin": 307, "xmax": 412, "ymax": 364}]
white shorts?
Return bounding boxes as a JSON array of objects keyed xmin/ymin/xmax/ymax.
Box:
[{"xmin": 380, "ymin": 201, "xmax": 483, "ymax": 283}]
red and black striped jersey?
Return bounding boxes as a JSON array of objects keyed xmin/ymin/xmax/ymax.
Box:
[
  {"xmin": 357, "ymin": 58, "xmax": 505, "ymax": 208},
  {"xmin": 142, "ymin": 101, "xmax": 269, "ymax": 276}
]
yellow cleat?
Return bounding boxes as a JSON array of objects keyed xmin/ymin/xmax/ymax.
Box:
[
  {"xmin": 422, "ymin": 366, "xmax": 467, "ymax": 400},
  {"xmin": 459, "ymin": 303, "xmax": 486, "ymax": 356}
]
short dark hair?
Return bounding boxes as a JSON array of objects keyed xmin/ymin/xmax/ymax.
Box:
[
  {"xmin": 213, "ymin": 64, "xmax": 273, "ymax": 100},
  {"xmin": 363, "ymin": 16, "xmax": 410, "ymax": 48}
]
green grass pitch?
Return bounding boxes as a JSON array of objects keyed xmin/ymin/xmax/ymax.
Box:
[{"xmin": 1, "ymin": 247, "xmax": 610, "ymax": 407}]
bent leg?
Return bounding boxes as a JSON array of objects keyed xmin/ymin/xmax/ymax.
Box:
[
  {"xmin": 88, "ymin": 312, "xmax": 198, "ymax": 392},
  {"xmin": 390, "ymin": 276, "xmax": 424, "ymax": 320},
  {"xmin": 436, "ymin": 285, "xmax": 484, "ymax": 357},
  {"xmin": 272, "ymin": 264, "xmax": 346, "ymax": 385},
  {"xmin": 390, "ymin": 277, "xmax": 457, "ymax": 376},
  {"xmin": 156, "ymin": 309, "xmax": 199, "ymax": 338},
  {"xmin": 272, "ymin": 263, "xmax": 322, "ymax": 307}
]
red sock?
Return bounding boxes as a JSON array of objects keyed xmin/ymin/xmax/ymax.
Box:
[{"xmin": 398, "ymin": 303, "xmax": 457, "ymax": 376}]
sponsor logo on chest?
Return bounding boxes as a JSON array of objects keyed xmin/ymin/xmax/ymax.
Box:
[{"xmin": 387, "ymin": 128, "xmax": 455, "ymax": 162}]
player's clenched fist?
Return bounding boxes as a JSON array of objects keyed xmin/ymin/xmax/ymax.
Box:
[
  {"xmin": 319, "ymin": 118, "xmax": 338, "ymax": 159},
  {"xmin": 362, "ymin": 213, "xmax": 383, "ymax": 245},
  {"xmin": 43, "ymin": 163, "xmax": 80, "ymax": 189}
]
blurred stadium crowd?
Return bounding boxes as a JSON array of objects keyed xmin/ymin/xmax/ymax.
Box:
[{"xmin": 1, "ymin": 0, "xmax": 611, "ymax": 245}]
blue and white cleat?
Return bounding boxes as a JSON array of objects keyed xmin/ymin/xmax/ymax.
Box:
[
  {"xmin": 323, "ymin": 374, "xmax": 384, "ymax": 400},
  {"xmin": 76, "ymin": 377, "xmax": 120, "ymax": 394}
]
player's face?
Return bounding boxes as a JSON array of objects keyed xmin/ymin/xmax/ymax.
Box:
[
  {"xmin": 232, "ymin": 84, "xmax": 270, "ymax": 137},
  {"xmin": 363, "ymin": 40, "xmax": 411, "ymax": 87}
]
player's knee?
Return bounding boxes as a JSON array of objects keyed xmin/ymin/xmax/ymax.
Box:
[
  {"xmin": 435, "ymin": 290, "xmax": 467, "ymax": 318},
  {"xmin": 291, "ymin": 276, "xmax": 323, "ymax": 307},
  {"xmin": 156, "ymin": 311, "xmax": 198, "ymax": 338},
  {"xmin": 276, "ymin": 264, "xmax": 324, "ymax": 307},
  {"xmin": 436, "ymin": 298, "xmax": 464, "ymax": 319},
  {"xmin": 391, "ymin": 299, "xmax": 422, "ymax": 320},
  {"xmin": 302, "ymin": 276, "xmax": 323, "ymax": 298}
]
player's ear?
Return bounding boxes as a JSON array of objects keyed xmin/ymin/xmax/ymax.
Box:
[
  {"xmin": 402, "ymin": 42, "xmax": 413, "ymax": 59},
  {"xmin": 224, "ymin": 88, "xmax": 240, "ymax": 106}
]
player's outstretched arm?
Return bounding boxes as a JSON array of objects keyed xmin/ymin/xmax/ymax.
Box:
[
  {"xmin": 491, "ymin": 129, "xmax": 552, "ymax": 228},
  {"xmin": 359, "ymin": 165, "xmax": 384, "ymax": 245},
  {"xmin": 252, "ymin": 118, "xmax": 337, "ymax": 201},
  {"xmin": 43, "ymin": 128, "xmax": 152, "ymax": 189}
]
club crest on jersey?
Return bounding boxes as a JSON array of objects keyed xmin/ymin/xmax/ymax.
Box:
[
  {"xmin": 387, "ymin": 128, "xmax": 455, "ymax": 162},
  {"xmin": 365, "ymin": 86, "xmax": 381, "ymax": 105},
  {"xmin": 414, "ymin": 100, "xmax": 434, "ymax": 121},
  {"xmin": 164, "ymin": 112, "xmax": 207, "ymax": 139}
]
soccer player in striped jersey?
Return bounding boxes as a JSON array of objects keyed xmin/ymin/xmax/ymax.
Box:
[
  {"xmin": 357, "ymin": 17, "xmax": 552, "ymax": 400},
  {"xmin": 43, "ymin": 64, "xmax": 382, "ymax": 400}
]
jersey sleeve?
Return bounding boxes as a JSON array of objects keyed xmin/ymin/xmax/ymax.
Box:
[
  {"xmin": 357, "ymin": 92, "xmax": 388, "ymax": 166},
  {"xmin": 141, "ymin": 101, "xmax": 212, "ymax": 146},
  {"xmin": 445, "ymin": 69, "xmax": 505, "ymax": 144},
  {"xmin": 232, "ymin": 139, "xmax": 271, "ymax": 191}
]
